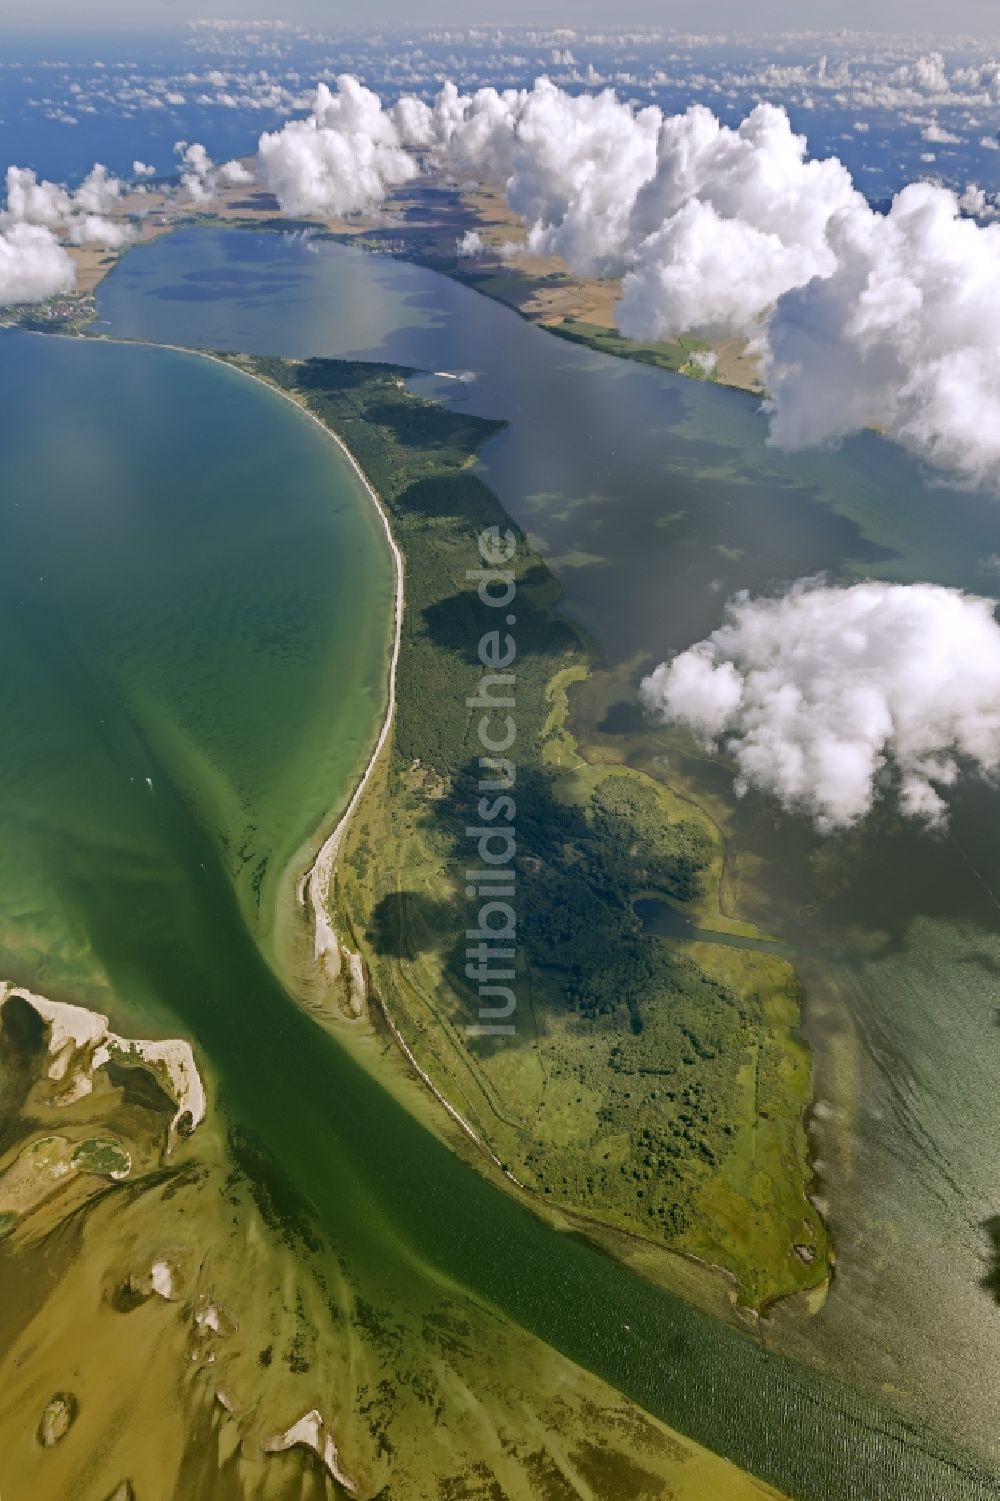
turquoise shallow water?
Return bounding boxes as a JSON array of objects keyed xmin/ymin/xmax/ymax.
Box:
[
  {"xmin": 0, "ymin": 239, "xmax": 993, "ymax": 1496},
  {"xmin": 0, "ymin": 330, "xmax": 395, "ymax": 1016}
]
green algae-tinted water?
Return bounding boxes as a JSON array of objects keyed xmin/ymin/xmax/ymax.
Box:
[
  {"xmin": 0, "ymin": 276, "xmax": 990, "ymax": 1494},
  {"xmin": 98, "ymin": 229, "xmax": 1000, "ymax": 1472},
  {"xmin": 0, "ymin": 331, "xmax": 394, "ymax": 1020},
  {"xmin": 0, "ymin": 336, "xmax": 995, "ymax": 1501},
  {"xmin": 1, "ymin": 284, "xmax": 992, "ymax": 1495}
]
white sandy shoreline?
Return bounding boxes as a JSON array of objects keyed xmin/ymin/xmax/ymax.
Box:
[
  {"xmin": 177, "ymin": 347, "xmax": 407, "ymax": 991},
  {"xmin": 171, "ymin": 349, "xmax": 404, "ymax": 946}
]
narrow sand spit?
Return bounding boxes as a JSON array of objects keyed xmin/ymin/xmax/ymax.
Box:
[
  {"xmin": 191, "ymin": 360, "xmax": 524, "ymax": 1173},
  {"xmin": 0, "ymin": 981, "xmax": 206, "ymax": 1151},
  {"xmin": 180, "ymin": 350, "xmax": 407, "ymax": 997},
  {"xmin": 264, "ymin": 1408, "xmax": 358, "ymax": 1494}
]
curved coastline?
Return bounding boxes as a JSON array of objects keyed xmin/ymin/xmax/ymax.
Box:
[
  {"xmin": 27, "ymin": 324, "xmax": 823, "ymax": 1286},
  {"xmin": 23, "ymin": 323, "xmax": 512, "ymax": 1166},
  {"xmin": 6, "ymin": 322, "xmax": 999, "ymax": 1501},
  {"xmin": 183, "ymin": 356, "xmax": 493, "ymax": 1161},
  {"xmin": 138, "ymin": 344, "xmax": 404, "ymax": 954},
  {"xmin": 212, "ymin": 362, "xmax": 522, "ymax": 1166},
  {"xmin": 24, "ymin": 329, "xmax": 401, "ymax": 961},
  {"xmin": 189, "ymin": 346, "xmax": 827, "ymax": 1286}
]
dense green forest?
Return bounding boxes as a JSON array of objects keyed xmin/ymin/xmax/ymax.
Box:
[{"xmin": 226, "ymin": 352, "xmax": 827, "ymax": 1309}]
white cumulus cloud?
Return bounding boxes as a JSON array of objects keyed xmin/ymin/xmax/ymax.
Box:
[
  {"xmin": 2, "ymin": 162, "xmax": 128, "ymax": 249},
  {"xmin": 257, "ymin": 77, "xmax": 417, "ymax": 216},
  {"xmin": 618, "ymin": 102, "xmax": 859, "ymax": 337},
  {"xmin": 491, "ymin": 78, "xmax": 661, "ymax": 275},
  {"xmin": 764, "ymin": 183, "xmax": 1000, "ymax": 485},
  {"xmin": 922, "ymin": 122, "xmax": 962, "ymax": 145},
  {"xmin": 456, "ymin": 228, "xmax": 483, "ymax": 256},
  {"xmin": 251, "ymin": 74, "xmax": 1000, "ymax": 485},
  {"xmin": 0, "ymin": 160, "xmax": 141, "ymax": 304},
  {"xmin": 176, "ymin": 142, "xmax": 253, "ymax": 202},
  {"xmin": 0, "ymin": 220, "xmax": 74, "ymax": 305},
  {"xmin": 641, "ymin": 580, "xmax": 1000, "ymax": 832},
  {"xmin": 894, "ymin": 51, "xmax": 950, "ymax": 96}
]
